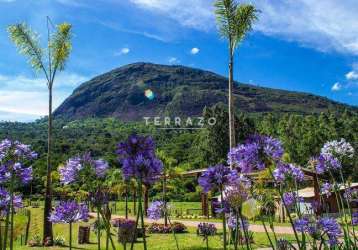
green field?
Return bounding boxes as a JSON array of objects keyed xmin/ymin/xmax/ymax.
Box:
[{"xmin": 9, "ymin": 207, "xmax": 296, "ymax": 250}]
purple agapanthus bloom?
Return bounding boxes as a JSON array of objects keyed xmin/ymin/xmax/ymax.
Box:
[
  {"xmin": 59, "ymin": 157, "xmax": 82, "ymax": 184},
  {"xmin": 321, "ymin": 183, "xmax": 332, "ymax": 197},
  {"xmin": 282, "ymin": 192, "xmax": 302, "ymax": 207},
  {"xmin": 197, "ymin": 223, "xmax": 217, "ymax": 236},
  {"xmin": 147, "ymin": 201, "xmax": 164, "ymax": 220},
  {"xmin": 198, "ymin": 164, "xmax": 232, "ymax": 193},
  {"xmin": 318, "ymin": 217, "xmax": 342, "ymax": 246},
  {"xmin": 93, "ymin": 159, "xmax": 108, "ymax": 178},
  {"xmin": 294, "ymin": 217, "xmax": 341, "ymax": 246},
  {"xmin": 223, "ymin": 173, "xmax": 251, "ymax": 209},
  {"xmin": 59, "ymin": 154, "xmax": 109, "ymax": 185},
  {"xmin": 0, "ymin": 187, "xmax": 23, "ymax": 216},
  {"xmin": 228, "ymin": 135, "xmax": 283, "ymax": 173},
  {"xmin": 49, "ymin": 201, "xmax": 89, "ymax": 224},
  {"xmin": 0, "ymin": 139, "xmax": 36, "ymax": 184},
  {"xmin": 117, "ymin": 135, "xmax": 163, "ymax": 184},
  {"xmin": 227, "ymin": 215, "xmax": 249, "ymax": 230},
  {"xmin": 213, "ymin": 200, "xmax": 231, "ymax": 214},
  {"xmin": 313, "ymin": 154, "xmax": 341, "ymax": 174},
  {"xmin": 352, "ymin": 212, "xmax": 358, "ymax": 226},
  {"xmin": 294, "ymin": 217, "xmax": 310, "ymax": 232},
  {"xmin": 0, "ymin": 139, "xmax": 37, "ymax": 161},
  {"xmin": 273, "ymin": 163, "xmax": 305, "ymax": 183}
]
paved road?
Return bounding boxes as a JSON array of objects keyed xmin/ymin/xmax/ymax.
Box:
[{"xmin": 91, "ymin": 213, "xmax": 294, "ymax": 235}]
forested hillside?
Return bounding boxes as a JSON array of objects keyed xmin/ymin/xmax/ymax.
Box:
[{"xmin": 1, "ymin": 107, "xmax": 357, "ymax": 200}]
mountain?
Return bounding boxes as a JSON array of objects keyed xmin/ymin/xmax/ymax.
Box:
[{"xmin": 54, "ymin": 62, "xmax": 357, "ymax": 120}]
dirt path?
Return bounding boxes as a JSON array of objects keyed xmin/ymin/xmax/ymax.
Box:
[{"xmin": 91, "ymin": 213, "xmax": 294, "ymax": 235}]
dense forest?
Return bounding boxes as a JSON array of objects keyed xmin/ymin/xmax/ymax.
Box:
[{"xmin": 1, "ymin": 105, "xmax": 357, "ymax": 201}]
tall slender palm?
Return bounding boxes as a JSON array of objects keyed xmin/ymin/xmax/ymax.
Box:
[
  {"xmin": 8, "ymin": 18, "xmax": 72, "ymax": 244},
  {"xmin": 214, "ymin": 0, "xmax": 258, "ymax": 167}
]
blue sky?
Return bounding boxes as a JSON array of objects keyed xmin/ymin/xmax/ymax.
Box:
[{"xmin": 0, "ymin": 0, "xmax": 357, "ymax": 121}]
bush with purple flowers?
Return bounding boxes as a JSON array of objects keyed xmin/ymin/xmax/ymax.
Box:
[
  {"xmin": 117, "ymin": 134, "xmax": 163, "ymax": 250},
  {"xmin": 49, "ymin": 201, "xmax": 89, "ymax": 250},
  {"xmin": 197, "ymin": 223, "xmax": 217, "ymax": 250},
  {"xmin": 58, "ymin": 152, "xmax": 112, "ymax": 250},
  {"xmin": 0, "ymin": 139, "xmax": 36, "ymax": 250}
]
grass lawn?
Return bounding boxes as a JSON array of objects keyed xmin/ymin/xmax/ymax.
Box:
[{"xmin": 10, "ymin": 207, "xmax": 296, "ymax": 249}]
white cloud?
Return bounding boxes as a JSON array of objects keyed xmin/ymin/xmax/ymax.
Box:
[
  {"xmin": 331, "ymin": 82, "xmax": 342, "ymax": 91},
  {"xmin": 190, "ymin": 47, "xmax": 200, "ymax": 55},
  {"xmin": 131, "ymin": 0, "xmax": 358, "ymax": 55},
  {"xmin": 130, "ymin": 0, "xmax": 214, "ymax": 31},
  {"xmin": 115, "ymin": 47, "xmax": 130, "ymax": 56},
  {"xmin": 346, "ymin": 71, "xmax": 358, "ymax": 80},
  {"xmin": 254, "ymin": 0, "xmax": 358, "ymax": 55},
  {"xmin": 168, "ymin": 57, "xmax": 180, "ymax": 64},
  {"xmin": 0, "ymin": 73, "xmax": 88, "ymax": 117}
]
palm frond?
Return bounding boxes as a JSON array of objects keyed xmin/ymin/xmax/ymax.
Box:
[
  {"xmin": 214, "ymin": 0, "xmax": 238, "ymax": 39},
  {"xmin": 7, "ymin": 23, "xmax": 46, "ymax": 75},
  {"xmin": 234, "ymin": 4, "xmax": 258, "ymax": 47},
  {"xmin": 50, "ymin": 22, "xmax": 72, "ymax": 76}
]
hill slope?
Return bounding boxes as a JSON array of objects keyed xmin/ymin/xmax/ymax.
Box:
[{"xmin": 55, "ymin": 62, "xmax": 357, "ymax": 120}]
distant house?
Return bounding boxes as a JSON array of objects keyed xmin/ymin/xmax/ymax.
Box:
[{"xmin": 297, "ymin": 183, "xmax": 358, "ymax": 214}]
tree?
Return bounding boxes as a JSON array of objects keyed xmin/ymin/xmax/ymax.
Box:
[
  {"xmin": 8, "ymin": 18, "xmax": 72, "ymax": 243},
  {"xmin": 214, "ymin": 0, "xmax": 258, "ymax": 167}
]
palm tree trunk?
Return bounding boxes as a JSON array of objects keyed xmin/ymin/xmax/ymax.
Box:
[
  {"xmin": 43, "ymin": 86, "xmax": 53, "ymax": 244},
  {"xmin": 228, "ymin": 47, "xmax": 236, "ymax": 169}
]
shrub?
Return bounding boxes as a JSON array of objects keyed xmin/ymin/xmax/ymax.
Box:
[{"xmin": 148, "ymin": 222, "xmax": 187, "ymax": 234}]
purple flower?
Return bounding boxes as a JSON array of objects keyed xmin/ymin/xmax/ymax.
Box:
[
  {"xmin": 198, "ymin": 164, "xmax": 231, "ymax": 193},
  {"xmin": 49, "ymin": 201, "xmax": 89, "ymax": 224},
  {"xmin": 228, "ymin": 135, "xmax": 283, "ymax": 173},
  {"xmin": 313, "ymin": 154, "xmax": 341, "ymax": 174},
  {"xmin": 294, "ymin": 217, "xmax": 310, "ymax": 232},
  {"xmin": 283, "ymin": 192, "xmax": 302, "ymax": 207},
  {"xmin": 294, "ymin": 217, "xmax": 342, "ymax": 246},
  {"xmin": 227, "ymin": 215, "xmax": 249, "ymax": 230},
  {"xmin": 0, "ymin": 187, "xmax": 23, "ymax": 216},
  {"xmin": 59, "ymin": 154, "xmax": 109, "ymax": 185},
  {"xmin": 343, "ymin": 188, "xmax": 358, "ymax": 201},
  {"xmin": 213, "ymin": 199, "xmax": 231, "ymax": 214},
  {"xmin": 320, "ymin": 183, "xmax": 332, "ymax": 197},
  {"xmin": 273, "ymin": 163, "xmax": 304, "ymax": 183},
  {"xmin": 223, "ymin": 174, "xmax": 251, "ymax": 209},
  {"xmin": 0, "ymin": 139, "xmax": 36, "ymax": 185},
  {"xmin": 59, "ymin": 157, "xmax": 82, "ymax": 184},
  {"xmin": 117, "ymin": 135, "xmax": 163, "ymax": 184},
  {"xmin": 318, "ymin": 217, "xmax": 342, "ymax": 246},
  {"xmin": 352, "ymin": 212, "xmax": 358, "ymax": 226},
  {"xmin": 147, "ymin": 201, "xmax": 164, "ymax": 220},
  {"xmin": 93, "ymin": 159, "xmax": 109, "ymax": 178},
  {"xmin": 0, "ymin": 139, "xmax": 37, "ymax": 161},
  {"xmin": 197, "ymin": 223, "xmax": 216, "ymax": 237}
]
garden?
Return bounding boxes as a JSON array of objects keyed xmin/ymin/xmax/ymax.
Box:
[{"xmin": 1, "ymin": 0, "xmax": 358, "ymax": 250}]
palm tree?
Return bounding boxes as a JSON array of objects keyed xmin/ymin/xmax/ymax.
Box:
[
  {"xmin": 8, "ymin": 18, "xmax": 72, "ymax": 244},
  {"xmin": 157, "ymin": 150, "xmax": 177, "ymax": 226},
  {"xmin": 214, "ymin": 0, "xmax": 258, "ymax": 166}
]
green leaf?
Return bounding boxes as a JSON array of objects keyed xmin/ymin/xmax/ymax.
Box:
[
  {"xmin": 7, "ymin": 23, "xmax": 45, "ymax": 73},
  {"xmin": 242, "ymin": 198, "xmax": 260, "ymax": 219},
  {"xmin": 50, "ymin": 22, "xmax": 72, "ymax": 75}
]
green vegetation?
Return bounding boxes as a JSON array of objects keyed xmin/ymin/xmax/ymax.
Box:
[
  {"xmin": 11, "ymin": 207, "xmax": 296, "ymax": 250},
  {"xmin": 0, "ymin": 108, "xmax": 357, "ymax": 201}
]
